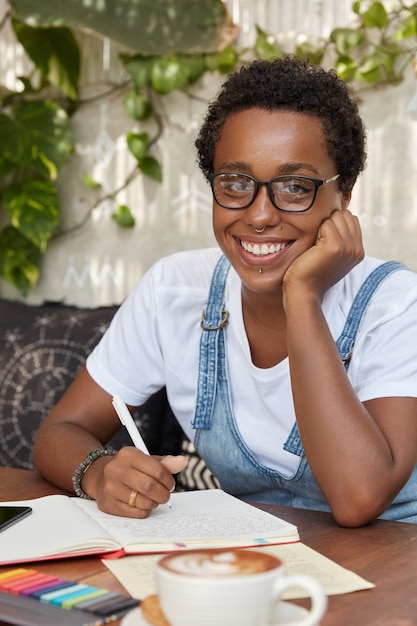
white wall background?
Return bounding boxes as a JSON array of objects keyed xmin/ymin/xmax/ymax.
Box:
[{"xmin": 0, "ymin": 0, "xmax": 416, "ymax": 306}]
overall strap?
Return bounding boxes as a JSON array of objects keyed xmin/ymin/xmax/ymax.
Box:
[
  {"xmin": 192, "ymin": 255, "xmax": 231, "ymax": 429},
  {"xmin": 285, "ymin": 260, "xmax": 407, "ymax": 457},
  {"xmin": 336, "ymin": 260, "xmax": 406, "ymax": 370}
]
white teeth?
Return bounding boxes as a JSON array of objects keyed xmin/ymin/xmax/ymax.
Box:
[{"xmin": 241, "ymin": 241, "xmax": 287, "ymax": 256}]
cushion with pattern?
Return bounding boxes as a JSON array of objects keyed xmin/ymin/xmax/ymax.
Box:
[{"xmin": 0, "ymin": 300, "xmax": 181, "ymax": 468}]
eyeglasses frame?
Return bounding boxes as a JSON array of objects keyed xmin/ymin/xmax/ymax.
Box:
[{"xmin": 208, "ymin": 172, "xmax": 340, "ymax": 213}]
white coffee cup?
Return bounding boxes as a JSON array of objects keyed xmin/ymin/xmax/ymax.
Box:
[{"xmin": 156, "ymin": 548, "xmax": 327, "ymax": 626}]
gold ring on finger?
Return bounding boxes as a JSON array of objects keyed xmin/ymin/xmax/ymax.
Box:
[{"xmin": 128, "ymin": 489, "xmax": 139, "ymax": 508}]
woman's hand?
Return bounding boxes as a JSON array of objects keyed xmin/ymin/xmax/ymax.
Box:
[
  {"xmin": 33, "ymin": 367, "xmax": 188, "ymax": 519},
  {"xmin": 92, "ymin": 447, "xmax": 188, "ymax": 518},
  {"xmin": 283, "ymin": 209, "xmax": 364, "ymax": 303}
]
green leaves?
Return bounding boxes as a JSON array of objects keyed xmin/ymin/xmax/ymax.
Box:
[
  {"xmin": 12, "ymin": 17, "xmax": 80, "ymax": 100},
  {"xmin": 9, "ymin": 0, "xmax": 238, "ymax": 56},
  {"xmin": 124, "ymin": 50, "xmax": 237, "ymax": 97},
  {"xmin": 123, "ymin": 91, "xmax": 153, "ymax": 121},
  {"xmin": 362, "ymin": 2, "xmax": 388, "ymax": 29},
  {"xmin": 0, "ymin": 18, "xmax": 77, "ymax": 295},
  {"xmin": 139, "ymin": 156, "xmax": 162, "ymax": 182},
  {"xmin": 0, "ymin": 99, "xmax": 72, "ymax": 293},
  {"xmin": 2, "ymin": 179, "xmax": 59, "ymax": 251},
  {"xmin": 335, "ymin": 56, "xmax": 358, "ymax": 82},
  {"xmin": 254, "ymin": 26, "xmax": 282, "ymax": 61},
  {"xmin": 126, "ymin": 132, "xmax": 150, "ymax": 161},
  {"xmin": 124, "ymin": 56, "xmax": 155, "ymax": 90},
  {"xmin": 294, "ymin": 42, "xmax": 325, "ymax": 65},
  {"xmin": 126, "ymin": 132, "xmax": 162, "ymax": 182},
  {"xmin": 120, "ymin": 47, "xmax": 238, "ymax": 187},
  {"xmin": 205, "ymin": 46, "xmax": 237, "ymax": 73},
  {"xmin": 393, "ymin": 14, "xmax": 417, "ymax": 41},
  {"xmin": 112, "ymin": 205, "xmax": 135, "ymax": 228},
  {"xmin": 0, "ymin": 226, "xmax": 41, "ymax": 296},
  {"xmin": 151, "ymin": 57, "xmax": 191, "ymax": 94},
  {"xmin": 0, "ymin": 100, "xmax": 73, "ymax": 179},
  {"xmin": 330, "ymin": 28, "xmax": 365, "ymax": 56},
  {"xmin": 330, "ymin": 1, "xmax": 416, "ymax": 87},
  {"xmin": 0, "ymin": 176, "xmax": 59, "ymax": 292},
  {"xmin": 2, "ymin": 0, "xmax": 416, "ymax": 297}
]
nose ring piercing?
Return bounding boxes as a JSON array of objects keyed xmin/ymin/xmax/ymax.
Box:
[{"xmin": 254, "ymin": 225, "xmax": 265, "ymax": 233}]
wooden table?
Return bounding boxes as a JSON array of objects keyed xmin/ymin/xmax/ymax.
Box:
[{"xmin": 1, "ymin": 467, "xmax": 417, "ymax": 625}]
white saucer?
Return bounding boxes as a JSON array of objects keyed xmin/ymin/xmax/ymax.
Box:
[{"xmin": 121, "ymin": 601, "xmax": 318, "ymax": 626}]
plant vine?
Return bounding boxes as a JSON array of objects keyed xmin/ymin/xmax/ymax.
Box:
[{"xmin": 0, "ymin": 0, "xmax": 416, "ymax": 295}]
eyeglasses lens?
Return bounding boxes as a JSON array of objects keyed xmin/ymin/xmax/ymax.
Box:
[{"xmin": 213, "ymin": 174, "xmax": 254, "ymax": 208}]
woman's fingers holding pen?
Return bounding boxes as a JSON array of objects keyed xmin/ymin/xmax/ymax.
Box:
[
  {"xmin": 125, "ymin": 453, "xmax": 188, "ymax": 517},
  {"xmin": 96, "ymin": 446, "xmax": 187, "ymax": 518}
]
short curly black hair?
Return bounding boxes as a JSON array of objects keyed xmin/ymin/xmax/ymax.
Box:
[{"xmin": 195, "ymin": 56, "xmax": 366, "ymax": 193}]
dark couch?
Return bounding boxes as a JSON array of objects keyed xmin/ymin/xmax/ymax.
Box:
[{"xmin": 0, "ymin": 298, "xmax": 218, "ymax": 490}]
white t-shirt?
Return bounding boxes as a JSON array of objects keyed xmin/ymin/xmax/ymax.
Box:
[{"xmin": 87, "ymin": 248, "xmax": 417, "ymax": 477}]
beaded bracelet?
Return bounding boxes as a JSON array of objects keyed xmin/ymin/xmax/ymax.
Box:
[{"xmin": 72, "ymin": 448, "xmax": 117, "ymax": 500}]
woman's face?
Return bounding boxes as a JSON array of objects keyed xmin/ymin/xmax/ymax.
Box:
[{"xmin": 212, "ymin": 108, "xmax": 350, "ymax": 294}]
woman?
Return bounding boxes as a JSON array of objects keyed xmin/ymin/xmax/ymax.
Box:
[{"xmin": 33, "ymin": 56, "xmax": 417, "ymax": 527}]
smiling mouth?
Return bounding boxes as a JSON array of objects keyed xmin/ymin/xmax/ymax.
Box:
[{"xmin": 240, "ymin": 240, "xmax": 291, "ymax": 256}]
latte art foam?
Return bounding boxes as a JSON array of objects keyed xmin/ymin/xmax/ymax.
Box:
[{"xmin": 160, "ymin": 549, "xmax": 280, "ymax": 577}]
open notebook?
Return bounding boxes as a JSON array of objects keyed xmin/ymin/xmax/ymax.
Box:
[{"xmin": 0, "ymin": 489, "xmax": 299, "ymax": 565}]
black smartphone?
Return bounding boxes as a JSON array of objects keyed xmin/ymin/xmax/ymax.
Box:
[{"xmin": 0, "ymin": 506, "xmax": 32, "ymax": 533}]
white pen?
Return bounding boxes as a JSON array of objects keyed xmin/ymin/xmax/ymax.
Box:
[
  {"xmin": 112, "ymin": 394, "xmax": 149, "ymax": 454},
  {"xmin": 112, "ymin": 394, "xmax": 171, "ymax": 508}
]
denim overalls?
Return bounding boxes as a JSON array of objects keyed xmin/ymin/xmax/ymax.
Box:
[{"xmin": 192, "ymin": 255, "xmax": 417, "ymax": 523}]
